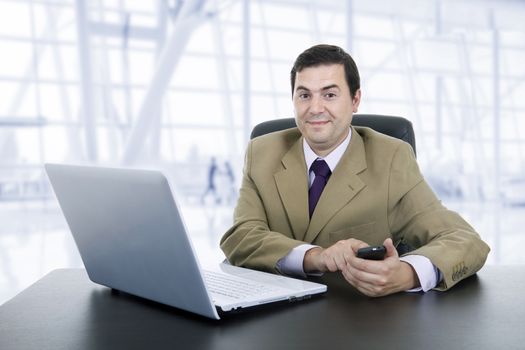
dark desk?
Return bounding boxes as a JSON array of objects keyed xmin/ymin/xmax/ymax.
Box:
[{"xmin": 0, "ymin": 266, "xmax": 523, "ymax": 350}]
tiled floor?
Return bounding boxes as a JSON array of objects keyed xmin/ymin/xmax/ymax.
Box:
[{"xmin": 1, "ymin": 198, "xmax": 522, "ymax": 305}]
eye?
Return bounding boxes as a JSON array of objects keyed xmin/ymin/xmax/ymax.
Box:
[
  {"xmin": 298, "ymin": 93, "xmax": 310, "ymax": 100},
  {"xmin": 325, "ymin": 92, "xmax": 337, "ymax": 99}
]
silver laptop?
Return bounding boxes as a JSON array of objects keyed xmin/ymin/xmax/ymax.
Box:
[{"xmin": 45, "ymin": 163, "xmax": 326, "ymax": 320}]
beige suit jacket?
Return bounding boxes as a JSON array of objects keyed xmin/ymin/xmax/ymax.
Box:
[{"xmin": 220, "ymin": 126, "xmax": 490, "ymax": 291}]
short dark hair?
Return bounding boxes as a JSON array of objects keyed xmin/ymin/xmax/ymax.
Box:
[{"xmin": 290, "ymin": 44, "xmax": 360, "ymax": 98}]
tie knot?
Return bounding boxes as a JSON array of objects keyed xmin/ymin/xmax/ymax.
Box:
[{"xmin": 310, "ymin": 159, "xmax": 331, "ymax": 178}]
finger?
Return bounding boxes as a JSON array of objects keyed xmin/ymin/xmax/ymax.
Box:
[
  {"xmin": 341, "ymin": 266, "xmax": 358, "ymax": 286},
  {"xmin": 345, "ymin": 260, "xmax": 384, "ymax": 285},
  {"xmin": 346, "ymin": 246, "xmax": 379, "ymax": 270},
  {"xmin": 324, "ymin": 255, "xmax": 339, "ymax": 272},
  {"xmin": 334, "ymin": 247, "xmax": 352, "ymax": 271},
  {"xmin": 383, "ymin": 238, "xmax": 398, "ymax": 258},
  {"xmin": 331, "ymin": 241, "xmax": 356, "ymax": 271},
  {"xmin": 350, "ymin": 241, "xmax": 370, "ymax": 254},
  {"xmin": 321, "ymin": 247, "xmax": 345, "ymax": 272},
  {"xmin": 341, "ymin": 268, "xmax": 382, "ymax": 297}
]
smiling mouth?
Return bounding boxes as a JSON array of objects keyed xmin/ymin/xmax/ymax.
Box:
[{"xmin": 307, "ymin": 120, "xmax": 329, "ymax": 126}]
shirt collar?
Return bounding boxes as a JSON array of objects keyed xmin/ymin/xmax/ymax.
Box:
[{"xmin": 303, "ymin": 127, "xmax": 352, "ymax": 173}]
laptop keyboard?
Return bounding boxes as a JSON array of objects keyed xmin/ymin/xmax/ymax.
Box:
[{"xmin": 203, "ymin": 270, "xmax": 279, "ymax": 300}]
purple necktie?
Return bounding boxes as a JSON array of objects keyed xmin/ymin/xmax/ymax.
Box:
[{"xmin": 308, "ymin": 159, "xmax": 332, "ymax": 218}]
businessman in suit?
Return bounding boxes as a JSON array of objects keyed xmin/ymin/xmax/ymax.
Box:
[{"xmin": 220, "ymin": 44, "xmax": 490, "ymax": 296}]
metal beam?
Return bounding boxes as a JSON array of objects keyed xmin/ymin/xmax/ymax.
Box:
[
  {"xmin": 121, "ymin": 0, "xmax": 208, "ymax": 165},
  {"xmin": 346, "ymin": 0, "xmax": 353, "ymax": 53},
  {"xmin": 212, "ymin": 13, "xmax": 236, "ymax": 159},
  {"xmin": 435, "ymin": 0, "xmax": 442, "ymax": 150},
  {"xmin": 75, "ymin": 0, "xmax": 98, "ymax": 162},
  {"xmin": 46, "ymin": 4, "xmax": 83, "ymax": 160},
  {"xmin": 309, "ymin": 2, "xmax": 320, "ymax": 42},
  {"xmin": 258, "ymin": 1, "xmax": 280, "ymax": 121},
  {"xmin": 491, "ymin": 11, "xmax": 501, "ymax": 201},
  {"xmin": 243, "ymin": 0, "xmax": 251, "ymax": 145},
  {"xmin": 88, "ymin": 21, "xmax": 160, "ymax": 40},
  {"xmin": 148, "ymin": 0, "xmax": 170, "ymax": 161},
  {"xmin": 0, "ymin": 117, "xmax": 46, "ymax": 127},
  {"xmin": 394, "ymin": 17, "xmax": 425, "ymax": 151}
]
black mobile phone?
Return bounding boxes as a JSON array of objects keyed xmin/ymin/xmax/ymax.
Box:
[{"xmin": 356, "ymin": 245, "xmax": 386, "ymax": 260}]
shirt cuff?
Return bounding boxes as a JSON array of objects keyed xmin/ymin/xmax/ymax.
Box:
[
  {"xmin": 276, "ymin": 244, "xmax": 321, "ymax": 278},
  {"xmin": 400, "ymin": 255, "xmax": 442, "ymax": 292}
]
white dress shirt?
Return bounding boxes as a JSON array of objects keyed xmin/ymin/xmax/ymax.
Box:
[{"xmin": 276, "ymin": 127, "xmax": 441, "ymax": 292}]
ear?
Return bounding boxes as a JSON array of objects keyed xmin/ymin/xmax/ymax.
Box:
[{"xmin": 352, "ymin": 89, "xmax": 361, "ymax": 113}]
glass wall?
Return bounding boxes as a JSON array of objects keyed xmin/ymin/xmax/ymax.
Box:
[{"xmin": 1, "ymin": 0, "xmax": 525, "ymax": 303}]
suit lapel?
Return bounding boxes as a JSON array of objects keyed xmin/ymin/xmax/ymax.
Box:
[
  {"xmin": 304, "ymin": 127, "xmax": 367, "ymax": 243},
  {"xmin": 274, "ymin": 138, "xmax": 310, "ymax": 240}
]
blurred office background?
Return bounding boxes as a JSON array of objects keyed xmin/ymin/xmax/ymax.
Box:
[{"xmin": 1, "ymin": 0, "xmax": 524, "ymax": 304}]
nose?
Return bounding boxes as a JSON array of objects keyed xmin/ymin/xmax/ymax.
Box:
[{"xmin": 309, "ymin": 95, "xmax": 325, "ymax": 115}]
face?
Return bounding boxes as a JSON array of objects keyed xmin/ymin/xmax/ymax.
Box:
[{"xmin": 293, "ymin": 64, "xmax": 361, "ymax": 157}]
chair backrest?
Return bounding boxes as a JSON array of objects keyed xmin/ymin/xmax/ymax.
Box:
[{"xmin": 250, "ymin": 114, "xmax": 416, "ymax": 156}]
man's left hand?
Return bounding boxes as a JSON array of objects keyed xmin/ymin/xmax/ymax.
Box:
[{"xmin": 341, "ymin": 238, "xmax": 420, "ymax": 297}]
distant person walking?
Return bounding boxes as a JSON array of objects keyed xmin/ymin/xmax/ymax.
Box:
[{"xmin": 202, "ymin": 157, "xmax": 220, "ymax": 204}]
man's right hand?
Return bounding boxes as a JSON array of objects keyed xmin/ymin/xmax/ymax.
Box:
[{"xmin": 303, "ymin": 238, "xmax": 369, "ymax": 273}]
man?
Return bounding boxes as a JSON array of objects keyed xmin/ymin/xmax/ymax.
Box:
[{"xmin": 220, "ymin": 44, "xmax": 489, "ymax": 296}]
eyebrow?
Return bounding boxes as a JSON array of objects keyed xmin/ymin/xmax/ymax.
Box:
[{"xmin": 295, "ymin": 84, "xmax": 341, "ymax": 92}]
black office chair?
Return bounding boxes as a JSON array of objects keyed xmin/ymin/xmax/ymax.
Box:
[{"xmin": 250, "ymin": 114, "xmax": 416, "ymax": 157}]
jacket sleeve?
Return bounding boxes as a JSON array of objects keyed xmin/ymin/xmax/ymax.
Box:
[
  {"xmin": 387, "ymin": 142, "xmax": 490, "ymax": 290},
  {"xmin": 220, "ymin": 141, "xmax": 303, "ymax": 273}
]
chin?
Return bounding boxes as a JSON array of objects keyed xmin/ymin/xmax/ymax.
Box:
[
  {"xmin": 307, "ymin": 130, "xmax": 330, "ymax": 141},
  {"xmin": 307, "ymin": 136, "xmax": 330, "ymax": 148}
]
